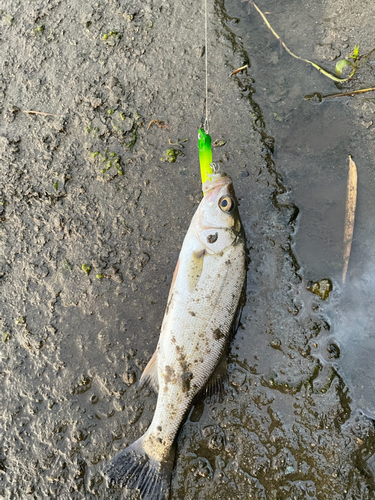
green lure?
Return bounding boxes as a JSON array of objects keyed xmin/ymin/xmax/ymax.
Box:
[{"xmin": 198, "ymin": 128, "xmax": 213, "ymax": 192}]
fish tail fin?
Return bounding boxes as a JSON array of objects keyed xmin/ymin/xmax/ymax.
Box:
[{"xmin": 103, "ymin": 436, "xmax": 174, "ymax": 500}]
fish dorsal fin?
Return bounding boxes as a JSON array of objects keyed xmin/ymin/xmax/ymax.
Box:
[
  {"xmin": 139, "ymin": 348, "xmax": 159, "ymax": 393},
  {"xmin": 203, "ymin": 351, "xmax": 228, "ymax": 399}
]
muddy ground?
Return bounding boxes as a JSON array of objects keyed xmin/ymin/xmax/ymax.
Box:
[{"xmin": 1, "ymin": 0, "xmax": 375, "ymax": 499}]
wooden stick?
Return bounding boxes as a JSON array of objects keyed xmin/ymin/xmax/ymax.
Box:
[{"xmin": 342, "ymin": 156, "xmax": 357, "ymax": 283}]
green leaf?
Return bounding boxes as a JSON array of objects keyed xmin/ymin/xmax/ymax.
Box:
[
  {"xmin": 335, "ymin": 58, "xmax": 352, "ymax": 76},
  {"xmin": 350, "ymin": 44, "xmax": 359, "ymax": 60}
]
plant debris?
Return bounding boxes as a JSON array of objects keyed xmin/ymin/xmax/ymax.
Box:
[
  {"xmin": 213, "ymin": 139, "xmax": 226, "ymax": 147},
  {"xmin": 23, "ymin": 110, "xmax": 58, "ymax": 117},
  {"xmin": 305, "ymin": 87, "xmax": 375, "ymax": 102},
  {"xmin": 168, "ymin": 138, "xmax": 188, "ymax": 147},
  {"xmin": 230, "ymin": 64, "xmax": 248, "ymax": 76},
  {"xmin": 147, "ymin": 119, "xmax": 169, "ymax": 130},
  {"xmin": 333, "ymin": 44, "xmax": 375, "ymax": 79},
  {"xmin": 342, "ymin": 156, "xmax": 357, "ymax": 284},
  {"xmin": 160, "ymin": 148, "xmax": 185, "ymax": 163},
  {"xmin": 306, "ymin": 278, "xmax": 333, "ymax": 300},
  {"xmin": 251, "ymin": 1, "xmax": 349, "ymax": 82}
]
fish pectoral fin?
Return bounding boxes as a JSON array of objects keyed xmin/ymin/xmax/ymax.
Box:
[
  {"xmin": 193, "ymin": 249, "xmax": 206, "ymax": 259},
  {"xmin": 203, "ymin": 351, "xmax": 228, "ymax": 399},
  {"xmin": 139, "ymin": 348, "xmax": 159, "ymax": 393},
  {"xmin": 186, "ymin": 249, "xmax": 206, "ymax": 293}
]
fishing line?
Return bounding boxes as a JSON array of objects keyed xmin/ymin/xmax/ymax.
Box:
[
  {"xmin": 204, "ymin": 0, "xmax": 209, "ymax": 133},
  {"xmin": 198, "ymin": 0, "xmax": 215, "ymax": 191}
]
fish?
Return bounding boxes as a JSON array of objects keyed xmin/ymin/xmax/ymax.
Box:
[{"xmin": 103, "ymin": 172, "xmax": 247, "ymax": 499}]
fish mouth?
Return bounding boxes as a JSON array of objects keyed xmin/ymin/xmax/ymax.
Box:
[{"xmin": 202, "ymin": 173, "xmax": 232, "ymax": 194}]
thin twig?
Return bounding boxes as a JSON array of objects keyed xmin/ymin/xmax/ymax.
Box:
[
  {"xmin": 23, "ymin": 110, "xmax": 58, "ymax": 117},
  {"xmin": 342, "ymin": 156, "xmax": 357, "ymax": 284},
  {"xmin": 324, "ymin": 87, "xmax": 375, "ymax": 99},
  {"xmin": 230, "ymin": 65, "xmax": 248, "ymax": 76},
  {"xmin": 357, "ymin": 47, "xmax": 375, "ymax": 63},
  {"xmin": 147, "ymin": 119, "xmax": 169, "ymax": 131},
  {"xmin": 168, "ymin": 138, "xmax": 188, "ymax": 146},
  {"xmin": 251, "ymin": 1, "xmax": 348, "ymax": 83}
]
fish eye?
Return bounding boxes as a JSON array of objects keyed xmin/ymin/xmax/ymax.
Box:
[{"xmin": 219, "ymin": 196, "xmax": 234, "ymax": 212}]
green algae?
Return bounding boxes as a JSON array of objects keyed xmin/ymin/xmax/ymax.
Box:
[
  {"xmin": 161, "ymin": 148, "xmax": 185, "ymax": 163},
  {"xmin": 81, "ymin": 264, "xmax": 91, "ymax": 275}
]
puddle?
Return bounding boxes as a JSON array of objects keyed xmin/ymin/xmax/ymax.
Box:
[{"xmin": 231, "ymin": 0, "xmax": 375, "ymax": 417}]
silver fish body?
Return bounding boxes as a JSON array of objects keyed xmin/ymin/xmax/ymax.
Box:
[{"xmin": 104, "ymin": 172, "xmax": 247, "ymax": 499}]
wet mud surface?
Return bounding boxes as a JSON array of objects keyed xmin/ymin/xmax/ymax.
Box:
[{"xmin": 1, "ymin": 0, "xmax": 375, "ymax": 499}]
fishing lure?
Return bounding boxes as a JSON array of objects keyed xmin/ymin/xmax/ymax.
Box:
[{"xmin": 198, "ymin": 127, "xmax": 213, "ymax": 191}]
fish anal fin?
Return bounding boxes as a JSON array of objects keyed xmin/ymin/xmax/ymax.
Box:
[
  {"xmin": 204, "ymin": 351, "xmax": 228, "ymax": 399},
  {"xmin": 139, "ymin": 349, "xmax": 159, "ymax": 393}
]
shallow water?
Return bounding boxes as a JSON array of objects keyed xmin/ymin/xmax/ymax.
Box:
[{"xmin": 233, "ymin": 0, "xmax": 375, "ymax": 419}]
